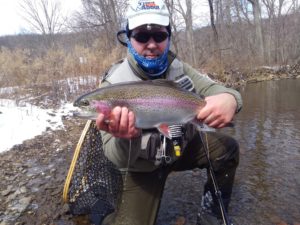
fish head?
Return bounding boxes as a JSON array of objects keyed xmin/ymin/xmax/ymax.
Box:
[
  {"xmin": 73, "ymin": 94, "xmax": 111, "ymax": 120},
  {"xmin": 73, "ymin": 97, "xmax": 90, "ymax": 107}
]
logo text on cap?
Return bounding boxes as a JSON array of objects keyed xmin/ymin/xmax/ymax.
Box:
[{"xmin": 136, "ymin": 1, "xmax": 160, "ymax": 11}]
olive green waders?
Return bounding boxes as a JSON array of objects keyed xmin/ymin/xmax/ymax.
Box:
[{"xmin": 102, "ymin": 131, "xmax": 239, "ymax": 225}]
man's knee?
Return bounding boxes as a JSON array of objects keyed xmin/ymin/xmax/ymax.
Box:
[{"xmin": 211, "ymin": 134, "xmax": 239, "ymax": 171}]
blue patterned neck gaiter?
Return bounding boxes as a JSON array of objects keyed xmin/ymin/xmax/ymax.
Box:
[{"xmin": 127, "ymin": 40, "xmax": 170, "ymax": 78}]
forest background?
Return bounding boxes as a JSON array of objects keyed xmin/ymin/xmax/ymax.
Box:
[{"xmin": 0, "ymin": 0, "xmax": 299, "ymax": 89}]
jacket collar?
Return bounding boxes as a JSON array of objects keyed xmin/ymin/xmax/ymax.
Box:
[{"xmin": 127, "ymin": 51, "xmax": 177, "ymax": 80}]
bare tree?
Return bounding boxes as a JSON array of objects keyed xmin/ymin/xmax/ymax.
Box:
[
  {"xmin": 185, "ymin": 0, "xmax": 197, "ymax": 66},
  {"xmin": 175, "ymin": 0, "xmax": 196, "ymax": 66},
  {"xmin": 208, "ymin": 0, "xmax": 219, "ymax": 47},
  {"xmin": 19, "ymin": 0, "xmax": 66, "ymax": 49},
  {"xmin": 19, "ymin": 0, "xmax": 65, "ymax": 35},
  {"xmin": 232, "ymin": 0, "xmax": 244, "ymax": 23},
  {"xmin": 248, "ymin": 0, "xmax": 265, "ymax": 62},
  {"xmin": 261, "ymin": 0, "xmax": 297, "ymax": 64},
  {"xmin": 72, "ymin": 0, "xmax": 127, "ymax": 50},
  {"xmin": 165, "ymin": 0, "xmax": 180, "ymax": 54}
]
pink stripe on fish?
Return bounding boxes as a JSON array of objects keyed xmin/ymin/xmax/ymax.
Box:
[{"xmin": 114, "ymin": 97, "xmax": 200, "ymax": 108}]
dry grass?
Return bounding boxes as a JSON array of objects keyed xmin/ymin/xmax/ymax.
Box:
[
  {"xmin": 1, "ymin": 33, "xmax": 295, "ymax": 90},
  {"xmin": 0, "ymin": 38, "xmax": 125, "ymax": 88}
]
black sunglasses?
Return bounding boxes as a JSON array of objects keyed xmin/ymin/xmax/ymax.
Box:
[{"xmin": 131, "ymin": 31, "xmax": 169, "ymax": 43}]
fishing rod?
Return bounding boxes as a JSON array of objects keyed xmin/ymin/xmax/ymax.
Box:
[{"xmin": 199, "ymin": 131, "xmax": 232, "ymax": 225}]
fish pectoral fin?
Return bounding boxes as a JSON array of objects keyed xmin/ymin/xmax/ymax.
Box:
[
  {"xmin": 157, "ymin": 124, "xmax": 171, "ymax": 139},
  {"xmin": 191, "ymin": 119, "xmax": 216, "ymax": 132}
]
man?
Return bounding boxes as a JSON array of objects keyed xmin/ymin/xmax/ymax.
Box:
[{"xmin": 96, "ymin": 0, "xmax": 242, "ymax": 224}]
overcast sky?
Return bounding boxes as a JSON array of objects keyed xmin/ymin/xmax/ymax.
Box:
[{"xmin": 0, "ymin": 0, "xmax": 82, "ymax": 36}]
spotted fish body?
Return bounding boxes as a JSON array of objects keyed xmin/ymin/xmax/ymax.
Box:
[{"xmin": 73, "ymin": 80, "xmax": 206, "ymax": 129}]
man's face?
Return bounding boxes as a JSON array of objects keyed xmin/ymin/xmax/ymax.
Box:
[{"xmin": 130, "ymin": 25, "xmax": 169, "ymax": 59}]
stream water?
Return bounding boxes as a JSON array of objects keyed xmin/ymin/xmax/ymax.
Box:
[{"xmin": 157, "ymin": 79, "xmax": 300, "ymax": 225}]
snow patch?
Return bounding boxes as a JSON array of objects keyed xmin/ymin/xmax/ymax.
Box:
[{"xmin": 0, "ymin": 99, "xmax": 75, "ymax": 153}]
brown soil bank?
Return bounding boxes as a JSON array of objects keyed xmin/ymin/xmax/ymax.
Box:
[{"xmin": 207, "ymin": 63, "xmax": 300, "ymax": 87}]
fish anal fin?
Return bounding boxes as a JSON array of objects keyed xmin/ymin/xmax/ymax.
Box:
[{"xmin": 158, "ymin": 124, "xmax": 171, "ymax": 139}]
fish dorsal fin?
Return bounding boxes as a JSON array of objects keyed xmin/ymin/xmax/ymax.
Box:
[
  {"xmin": 150, "ymin": 79, "xmax": 180, "ymax": 88},
  {"xmin": 107, "ymin": 79, "xmax": 179, "ymax": 89}
]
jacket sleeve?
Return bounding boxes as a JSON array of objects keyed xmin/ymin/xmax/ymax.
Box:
[{"xmin": 183, "ymin": 62, "xmax": 243, "ymax": 113}]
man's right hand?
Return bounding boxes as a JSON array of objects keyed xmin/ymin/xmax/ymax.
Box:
[{"xmin": 96, "ymin": 106, "xmax": 141, "ymax": 139}]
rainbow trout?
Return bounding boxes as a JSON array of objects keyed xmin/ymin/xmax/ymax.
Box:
[{"xmin": 73, "ymin": 80, "xmax": 209, "ymax": 135}]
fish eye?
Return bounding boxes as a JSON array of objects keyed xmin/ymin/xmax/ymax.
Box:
[{"xmin": 80, "ymin": 99, "xmax": 90, "ymax": 106}]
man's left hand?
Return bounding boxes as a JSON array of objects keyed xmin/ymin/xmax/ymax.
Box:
[{"xmin": 197, "ymin": 93, "xmax": 237, "ymax": 128}]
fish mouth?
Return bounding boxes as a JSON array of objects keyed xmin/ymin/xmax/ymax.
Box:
[
  {"xmin": 72, "ymin": 110, "xmax": 82, "ymax": 117},
  {"xmin": 72, "ymin": 110, "xmax": 98, "ymax": 120}
]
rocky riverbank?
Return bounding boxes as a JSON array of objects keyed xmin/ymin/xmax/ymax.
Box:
[{"xmin": 0, "ymin": 116, "xmax": 91, "ymax": 225}]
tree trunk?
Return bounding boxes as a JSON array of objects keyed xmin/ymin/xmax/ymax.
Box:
[
  {"xmin": 185, "ymin": 0, "xmax": 196, "ymax": 66},
  {"xmin": 165, "ymin": 0, "xmax": 179, "ymax": 54},
  {"xmin": 208, "ymin": 0, "xmax": 221, "ymax": 63},
  {"xmin": 248, "ymin": 0, "xmax": 265, "ymax": 63}
]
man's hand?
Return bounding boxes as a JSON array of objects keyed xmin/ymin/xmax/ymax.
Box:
[
  {"xmin": 96, "ymin": 106, "xmax": 141, "ymax": 139},
  {"xmin": 197, "ymin": 93, "xmax": 237, "ymax": 128}
]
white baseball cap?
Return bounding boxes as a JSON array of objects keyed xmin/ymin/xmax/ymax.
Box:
[{"xmin": 126, "ymin": 0, "xmax": 170, "ymax": 30}]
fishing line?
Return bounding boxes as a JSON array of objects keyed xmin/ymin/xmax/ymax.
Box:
[
  {"xmin": 125, "ymin": 139, "xmax": 132, "ymax": 183},
  {"xmin": 121, "ymin": 139, "xmax": 132, "ymax": 205},
  {"xmin": 199, "ymin": 131, "xmax": 232, "ymax": 225}
]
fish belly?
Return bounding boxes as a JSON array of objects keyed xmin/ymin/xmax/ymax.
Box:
[{"xmin": 134, "ymin": 108, "xmax": 196, "ymax": 128}]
